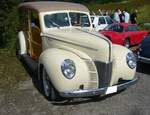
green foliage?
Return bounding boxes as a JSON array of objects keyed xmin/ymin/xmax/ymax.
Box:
[
  {"xmin": 138, "ymin": 5, "xmax": 150, "ymax": 31},
  {"xmin": 87, "ymin": 0, "xmax": 150, "ymax": 13},
  {"xmin": 0, "ymin": 0, "xmax": 21, "ymax": 49},
  {"xmin": 138, "ymin": 5, "xmax": 150, "ymax": 24}
]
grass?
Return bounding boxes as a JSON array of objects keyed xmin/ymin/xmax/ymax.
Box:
[{"xmin": 0, "ymin": 48, "xmax": 29, "ymax": 93}]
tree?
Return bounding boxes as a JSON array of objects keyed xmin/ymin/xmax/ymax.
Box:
[{"xmin": 0, "ymin": 0, "xmax": 21, "ymax": 48}]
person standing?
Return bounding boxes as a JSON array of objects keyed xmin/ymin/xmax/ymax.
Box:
[
  {"xmin": 123, "ymin": 9, "xmax": 130, "ymax": 23},
  {"xmin": 130, "ymin": 9, "xmax": 138, "ymax": 24},
  {"xmin": 114, "ymin": 8, "xmax": 120, "ymax": 23},
  {"xmin": 119, "ymin": 11, "xmax": 125, "ymax": 23}
]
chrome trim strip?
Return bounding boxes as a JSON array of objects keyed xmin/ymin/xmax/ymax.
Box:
[
  {"xmin": 59, "ymin": 77, "xmax": 139, "ymax": 98},
  {"xmin": 138, "ymin": 56, "xmax": 150, "ymax": 64}
]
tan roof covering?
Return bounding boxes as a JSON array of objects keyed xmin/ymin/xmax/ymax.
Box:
[{"xmin": 19, "ymin": 1, "xmax": 89, "ymax": 13}]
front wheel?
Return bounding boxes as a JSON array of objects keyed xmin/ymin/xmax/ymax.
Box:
[
  {"xmin": 41, "ymin": 68, "xmax": 61, "ymax": 101},
  {"xmin": 124, "ymin": 38, "xmax": 130, "ymax": 48}
]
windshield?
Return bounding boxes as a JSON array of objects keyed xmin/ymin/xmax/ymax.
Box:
[
  {"xmin": 105, "ymin": 17, "xmax": 113, "ymax": 24},
  {"xmin": 104, "ymin": 24, "xmax": 124, "ymax": 32},
  {"xmin": 44, "ymin": 12, "xmax": 91, "ymax": 28},
  {"xmin": 44, "ymin": 13, "xmax": 70, "ymax": 28}
]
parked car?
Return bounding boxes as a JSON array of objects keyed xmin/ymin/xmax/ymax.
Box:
[
  {"xmin": 100, "ymin": 23, "xmax": 148, "ymax": 48},
  {"xmin": 17, "ymin": 1, "xmax": 138, "ymax": 101},
  {"xmin": 91, "ymin": 15, "xmax": 114, "ymax": 31},
  {"xmin": 138, "ymin": 34, "xmax": 150, "ymax": 63}
]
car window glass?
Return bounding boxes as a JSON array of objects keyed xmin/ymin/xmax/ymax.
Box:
[
  {"xmin": 105, "ymin": 17, "xmax": 113, "ymax": 24},
  {"xmin": 104, "ymin": 24, "xmax": 113, "ymax": 30},
  {"xmin": 31, "ymin": 12, "xmax": 40, "ymax": 28},
  {"xmin": 44, "ymin": 13, "xmax": 69, "ymax": 28},
  {"xmin": 98, "ymin": 17, "xmax": 106, "ymax": 24},
  {"xmin": 112, "ymin": 24, "xmax": 123, "ymax": 32},
  {"xmin": 126, "ymin": 25, "xmax": 138, "ymax": 32},
  {"xmin": 69, "ymin": 12, "xmax": 90, "ymax": 27}
]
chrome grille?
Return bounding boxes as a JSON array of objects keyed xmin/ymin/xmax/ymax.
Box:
[
  {"xmin": 94, "ymin": 61, "xmax": 113, "ymax": 88},
  {"xmin": 84, "ymin": 60, "xmax": 98, "ymax": 89}
]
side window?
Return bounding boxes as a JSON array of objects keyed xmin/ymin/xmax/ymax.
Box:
[
  {"xmin": 98, "ymin": 17, "xmax": 106, "ymax": 25},
  {"xmin": 112, "ymin": 25, "xmax": 118, "ymax": 31},
  {"xmin": 30, "ymin": 11, "xmax": 41, "ymax": 44},
  {"xmin": 117, "ymin": 25, "xmax": 123, "ymax": 32},
  {"xmin": 126, "ymin": 25, "xmax": 138, "ymax": 32},
  {"xmin": 31, "ymin": 11, "xmax": 40, "ymax": 28},
  {"xmin": 112, "ymin": 25, "xmax": 123, "ymax": 32},
  {"xmin": 131, "ymin": 25, "xmax": 138, "ymax": 31}
]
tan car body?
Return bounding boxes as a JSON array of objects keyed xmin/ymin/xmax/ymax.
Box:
[{"xmin": 18, "ymin": 1, "xmax": 137, "ymax": 99}]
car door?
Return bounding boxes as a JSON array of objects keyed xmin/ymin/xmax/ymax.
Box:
[
  {"xmin": 29, "ymin": 11, "xmax": 42, "ymax": 60},
  {"xmin": 125, "ymin": 25, "xmax": 137, "ymax": 45}
]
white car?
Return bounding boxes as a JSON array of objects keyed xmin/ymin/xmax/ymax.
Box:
[{"xmin": 91, "ymin": 15, "xmax": 114, "ymax": 31}]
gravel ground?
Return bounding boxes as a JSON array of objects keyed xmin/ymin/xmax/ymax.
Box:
[{"xmin": 0, "ymin": 50, "xmax": 150, "ymax": 115}]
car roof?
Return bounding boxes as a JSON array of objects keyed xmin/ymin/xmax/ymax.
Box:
[{"xmin": 19, "ymin": 1, "xmax": 89, "ymax": 13}]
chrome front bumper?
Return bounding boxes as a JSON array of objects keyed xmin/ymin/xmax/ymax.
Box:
[
  {"xmin": 60, "ymin": 77, "xmax": 139, "ymax": 98},
  {"xmin": 138, "ymin": 56, "xmax": 150, "ymax": 64}
]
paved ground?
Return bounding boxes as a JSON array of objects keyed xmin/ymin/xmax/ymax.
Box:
[{"xmin": 0, "ymin": 49, "xmax": 150, "ymax": 115}]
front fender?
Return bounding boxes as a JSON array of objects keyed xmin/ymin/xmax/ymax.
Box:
[
  {"xmin": 110, "ymin": 45, "xmax": 136, "ymax": 85},
  {"xmin": 39, "ymin": 48, "xmax": 97, "ymax": 92}
]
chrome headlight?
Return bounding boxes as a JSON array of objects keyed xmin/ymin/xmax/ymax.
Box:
[
  {"xmin": 126, "ymin": 52, "xmax": 137, "ymax": 69},
  {"xmin": 61, "ymin": 59, "xmax": 76, "ymax": 79}
]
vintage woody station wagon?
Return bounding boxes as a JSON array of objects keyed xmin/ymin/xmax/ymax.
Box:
[{"xmin": 17, "ymin": 1, "xmax": 138, "ymax": 101}]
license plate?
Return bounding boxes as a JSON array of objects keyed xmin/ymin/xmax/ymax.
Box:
[{"xmin": 105, "ymin": 86, "xmax": 117, "ymax": 95}]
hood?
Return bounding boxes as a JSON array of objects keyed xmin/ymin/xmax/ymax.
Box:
[{"xmin": 42, "ymin": 28, "xmax": 112, "ymax": 63}]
